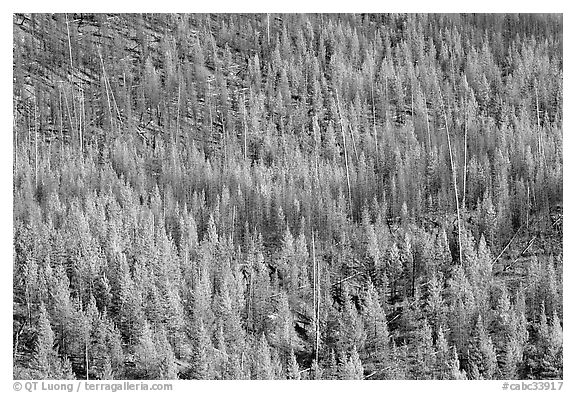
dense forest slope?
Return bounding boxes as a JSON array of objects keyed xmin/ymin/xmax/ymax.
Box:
[{"xmin": 13, "ymin": 13, "xmax": 562, "ymax": 380}]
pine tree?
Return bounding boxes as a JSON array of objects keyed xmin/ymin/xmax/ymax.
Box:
[
  {"xmin": 362, "ymin": 281, "xmax": 389, "ymax": 374},
  {"xmin": 133, "ymin": 321, "xmax": 160, "ymax": 379},
  {"xmin": 449, "ymin": 345, "xmax": 467, "ymax": 380},
  {"xmin": 336, "ymin": 282, "xmax": 365, "ymax": 352},
  {"xmin": 341, "ymin": 347, "xmax": 364, "ymax": 379},
  {"xmin": 323, "ymin": 349, "xmax": 338, "ymax": 380},
  {"xmin": 310, "ymin": 358, "xmax": 323, "ymax": 380},
  {"xmin": 466, "ymin": 314, "xmax": 497, "ymax": 379},
  {"xmin": 287, "ymin": 349, "xmax": 300, "ymax": 380},
  {"xmin": 525, "ymin": 305, "xmax": 563, "ymax": 379},
  {"xmin": 155, "ymin": 327, "xmax": 178, "ymax": 379},
  {"xmin": 250, "ymin": 251, "xmax": 272, "ymax": 334},
  {"xmin": 33, "ymin": 303, "xmax": 59, "ymax": 379},
  {"xmin": 187, "ymin": 318, "xmax": 213, "ymax": 379},
  {"xmin": 270, "ymin": 292, "xmax": 300, "ymax": 356},
  {"xmin": 270, "ymin": 347, "xmax": 284, "ymax": 379},
  {"xmin": 279, "ymin": 225, "xmax": 296, "ymax": 290},
  {"xmin": 435, "ymin": 324, "xmax": 451, "ymax": 379},
  {"xmin": 215, "ymin": 270, "xmax": 245, "ymax": 356},
  {"xmin": 253, "ymin": 334, "xmax": 274, "ymax": 380},
  {"xmin": 425, "ymin": 271, "xmax": 446, "ymax": 334},
  {"xmin": 412, "ymin": 319, "xmax": 436, "ymax": 379}
]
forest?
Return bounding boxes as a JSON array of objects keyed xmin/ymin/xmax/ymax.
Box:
[{"xmin": 12, "ymin": 13, "xmax": 562, "ymax": 380}]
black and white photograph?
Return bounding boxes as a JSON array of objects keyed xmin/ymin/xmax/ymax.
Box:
[{"xmin": 11, "ymin": 10, "xmax": 564, "ymax": 385}]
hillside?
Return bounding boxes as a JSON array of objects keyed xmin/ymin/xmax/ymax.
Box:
[{"xmin": 13, "ymin": 13, "xmax": 562, "ymax": 380}]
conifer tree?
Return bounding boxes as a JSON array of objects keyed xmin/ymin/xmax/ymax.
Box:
[
  {"xmin": 435, "ymin": 324, "xmax": 451, "ymax": 379},
  {"xmin": 187, "ymin": 318, "xmax": 213, "ymax": 379},
  {"xmin": 133, "ymin": 321, "xmax": 160, "ymax": 379},
  {"xmin": 363, "ymin": 281, "xmax": 389, "ymax": 373},
  {"xmin": 287, "ymin": 349, "xmax": 300, "ymax": 380},
  {"xmin": 33, "ymin": 304, "xmax": 59, "ymax": 378},
  {"xmin": 466, "ymin": 314, "xmax": 497, "ymax": 379},
  {"xmin": 341, "ymin": 346, "xmax": 364, "ymax": 379},
  {"xmin": 253, "ymin": 334, "xmax": 274, "ymax": 380}
]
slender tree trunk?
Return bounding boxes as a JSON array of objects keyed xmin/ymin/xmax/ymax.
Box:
[
  {"xmin": 312, "ymin": 231, "xmax": 320, "ymax": 365},
  {"xmin": 231, "ymin": 205, "xmax": 236, "ymax": 244},
  {"xmin": 34, "ymin": 97, "xmax": 38, "ymax": 189},
  {"xmin": 59, "ymin": 88, "xmax": 64, "ymax": 144},
  {"xmin": 62, "ymin": 84, "xmax": 75, "ymax": 139},
  {"xmin": 13, "ymin": 106, "xmax": 18, "ymax": 170},
  {"xmin": 422, "ymin": 84, "xmax": 432, "ymax": 150},
  {"xmin": 267, "ymin": 14, "xmax": 271, "ymax": 46},
  {"xmin": 207, "ymin": 79, "xmax": 213, "ymax": 145},
  {"xmin": 335, "ymin": 89, "xmax": 352, "ymax": 213},
  {"xmin": 248, "ymin": 270, "xmax": 253, "ymax": 332},
  {"xmin": 79, "ymin": 85, "xmax": 85, "ymax": 154},
  {"xmin": 384, "ymin": 77, "xmax": 388, "ymax": 124},
  {"xmin": 535, "ymin": 83, "xmax": 542, "ymax": 159},
  {"xmin": 441, "ymin": 94, "xmax": 463, "ymax": 265},
  {"xmin": 64, "ymin": 14, "xmax": 82, "ymax": 151},
  {"xmin": 85, "ymin": 338, "xmax": 89, "ymax": 380},
  {"xmin": 99, "ymin": 50, "xmax": 114, "ymax": 135},
  {"xmin": 176, "ymin": 83, "xmax": 181, "ymax": 137},
  {"xmin": 25, "ymin": 281, "xmax": 31, "ymax": 326},
  {"xmin": 371, "ymin": 81, "xmax": 378, "ymax": 167},
  {"xmin": 411, "ymin": 85, "xmax": 414, "ymax": 121},
  {"xmin": 27, "ymin": 105, "xmax": 31, "ymax": 150},
  {"xmin": 526, "ymin": 186, "xmax": 530, "ymax": 227},
  {"xmin": 462, "ymin": 101, "xmax": 468, "ymax": 209},
  {"xmin": 349, "ymin": 116, "xmax": 359, "ymax": 163},
  {"xmin": 242, "ymin": 92, "xmax": 247, "ymax": 161},
  {"xmin": 450, "ymin": 51, "xmax": 457, "ymax": 97},
  {"xmin": 312, "ymin": 230, "xmax": 316, "ymax": 356},
  {"xmin": 65, "ymin": 14, "xmax": 78, "ymax": 137}
]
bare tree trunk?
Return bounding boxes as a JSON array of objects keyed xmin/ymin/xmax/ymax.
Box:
[
  {"xmin": 34, "ymin": 97, "xmax": 38, "ymax": 189},
  {"xmin": 248, "ymin": 272, "xmax": 253, "ymax": 331},
  {"xmin": 62, "ymin": 84, "xmax": 73, "ymax": 132},
  {"xmin": 462, "ymin": 100, "xmax": 468, "ymax": 209},
  {"xmin": 207, "ymin": 79, "xmax": 213, "ymax": 144},
  {"xmin": 450, "ymin": 51, "xmax": 457, "ymax": 96},
  {"xmin": 267, "ymin": 14, "xmax": 271, "ymax": 46},
  {"xmin": 85, "ymin": 339, "xmax": 89, "ymax": 380},
  {"xmin": 242, "ymin": 92, "xmax": 247, "ymax": 161},
  {"xmin": 535, "ymin": 83, "xmax": 542, "ymax": 158},
  {"xmin": 99, "ymin": 50, "xmax": 123, "ymax": 137},
  {"xmin": 65, "ymin": 14, "xmax": 79, "ymax": 141},
  {"xmin": 312, "ymin": 229, "xmax": 316, "ymax": 357},
  {"xmin": 421, "ymin": 83, "xmax": 432, "ymax": 150},
  {"xmin": 312, "ymin": 231, "xmax": 320, "ymax": 365},
  {"xmin": 526, "ymin": 186, "xmax": 530, "ymax": 227},
  {"xmin": 335, "ymin": 89, "xmax": 352, "ymax": 213},
  {"xmin": 13, "ymin": 105, "xmax": 18, "ymax": 170},
  {"xmin": 79, "ymin": 84, "xmax": 85, "ymax": 154},
  {"xmin": 349, "ymin": 116, "xmax": 359, "ymax": 163},
  {"xmin": 176, "ymin": 83, "xmax": 181, "ymax": 137},
  {"xmin": 411, "ymin": 84, "xmax": 414, "ymax": 121},
  {"xmin": 441, "ymin": 94, "xmax": 463, "ymax": 265},
  {"xmin": 25, "ymin": 281, "xmax": 31, "ymax": 326},
  {"xmin": 98, "ymin": 50, "xmax": 114, "ymax": 136},
  {"xmin": 371, "ymin": 81, "xmax": 378, "ymax": 167},
  {"xmin": 59, "ymin": 88, "xmax": 64, "ymax": 144},
  {"xmin": 231, "ymin": 205, "xmax": 236, "ymax": 245},
  {"xmin": 27, "ymin": 108, "xmax": 31, "ymax": 150}
]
